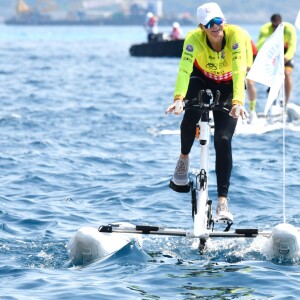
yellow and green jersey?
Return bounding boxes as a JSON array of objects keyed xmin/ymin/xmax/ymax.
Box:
[
  {"xmin": 256, "ymin": 22, "xmax": 297, "ymax": 61},
  {"xmin": 174, "ymin": 24, "xmax": 247, "ymax": 106}
]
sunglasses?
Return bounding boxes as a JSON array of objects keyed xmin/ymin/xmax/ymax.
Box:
[{"xmin": 204, "ymin": 17, "xmax": 224, "ymax": 29}]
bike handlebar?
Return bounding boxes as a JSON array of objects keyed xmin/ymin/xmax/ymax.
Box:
[{"xmin": 184, "ymin": 89, "xmax": 230, "ymax": 114}]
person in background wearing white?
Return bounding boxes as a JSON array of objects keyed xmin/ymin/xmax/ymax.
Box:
[{"xmin": 169, "ymin": 22, "xmax": 184, "ymax": 40}]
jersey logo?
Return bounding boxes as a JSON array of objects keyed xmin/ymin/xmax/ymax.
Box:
[
  {"xmin": 206, "ymin": 63, "xmax": 217, "ymax": 70},
  {"xmin": 232, "ymin": 43, "xmax": 239, "ymax": 50},
  {"xmin": 185, "ymin": 44, "xmax": 194, "ymax": 52}
]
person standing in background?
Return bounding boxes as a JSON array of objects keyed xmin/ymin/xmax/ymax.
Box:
[
  {"xmin": 244, "ymin": 29, "xmax": 258, "ymax": 123},
  {"xmin": 144, "ymin": 12, "xmax": 159, "ymax": 42},
  {"xmin": 257, "ymin": 14, "xmax": 297, "ymax": 105}
]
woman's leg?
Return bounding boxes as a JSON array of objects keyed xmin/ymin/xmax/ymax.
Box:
[
  {"xmin": 172, "ymin": 77, "xmax": 204, "ymax": 185},
  {"xmin": 180, "ymin": 76, "xmax": 205, "ymax": 155},
  {"xmin": 180, "ymin": 109, "xmax": 201, "ymax": 155},
  {"xmin": 213, "ymin": 110, "xmax": 237, "ymax": 198}
]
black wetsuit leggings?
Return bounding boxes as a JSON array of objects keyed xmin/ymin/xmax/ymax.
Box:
[{"xmin": 180, "ymin": 74, "xmax": 238, "ymax": 198}]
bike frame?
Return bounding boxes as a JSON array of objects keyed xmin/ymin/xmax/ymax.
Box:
[
  {"xmin": 192, "ymin": 90, "xmax": 213, "ymax": 238},
  {"xmin": 169, "ymin": 89, "xmax": 232, "ymax": 248}
]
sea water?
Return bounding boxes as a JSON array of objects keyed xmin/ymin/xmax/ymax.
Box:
[{"xmin": 0, "ymin": 24, "xmax": 300, "ymax": 299}]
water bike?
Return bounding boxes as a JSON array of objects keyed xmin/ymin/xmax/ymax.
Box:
[
  {"xmin": 168, "ymin": 88, "xmax": 233, "ymax": 252},
  {"xmin": 68, "ymin": 91, "xmax": 300, "ymax": 263}
]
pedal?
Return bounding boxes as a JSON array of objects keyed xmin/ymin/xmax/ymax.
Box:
[
  {"xmin": 214, "ymin": 218, "xmax": 231, "ymax": 224},
  {"xmin": 169, "ymin": 180, "xmax": 191, "ymax": 193},
  {"xmin": 214, "ymin": 218, "xmax": 233, "ymax": 232}
]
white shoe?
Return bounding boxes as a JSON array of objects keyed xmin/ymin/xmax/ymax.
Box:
[
  {"xmin": 172, "ymin": 156, "xmax": 189, "ymax": 186},
  {"xmin": 215, "ymin": 202, "xmax": 233, "ymax": 222},
  {"xmin": 249, "ymin": 111, "xmax": 257, "ymax": 124}
]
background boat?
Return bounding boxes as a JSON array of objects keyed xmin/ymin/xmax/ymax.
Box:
[{"xmin": 130, "ymin": 37, "xmax": 184, "ymax": 57}]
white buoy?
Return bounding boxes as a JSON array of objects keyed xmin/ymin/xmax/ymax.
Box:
[
  {"xmin": 268, "ymin": 223, "xmax": 300, "ymax": 258},
  {"xmin": 67, "ymin": 223, "xmax": 143, "ymax": 265},
  {"xmin": 286, "ymin": 103, "xmax": 300, "ymax": 121}
]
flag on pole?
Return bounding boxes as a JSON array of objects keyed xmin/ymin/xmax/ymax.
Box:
[
  {"xmin": 247, "ymin": 23, "xmax": 285, "ymax": 115},
  {"xmin": 295, "ymin": 9, "xmax": 300, "ymax": 30}
]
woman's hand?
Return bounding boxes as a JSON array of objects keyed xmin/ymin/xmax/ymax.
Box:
[
  {"xmin": 229, "ymin": 104, "xmax": 246, "ymax": 119},
  {"xmin": 165, "ymin": 100, "xmax": 183, "ymax": 115}
]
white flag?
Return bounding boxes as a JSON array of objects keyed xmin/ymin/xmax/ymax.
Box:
[
  {"xmin": 295, "ymin": 10, "xmax": 300, "ymax": 30},
  {"xmin": 247, "ymin": 23, "xmax": 285, "ymax": 115}
]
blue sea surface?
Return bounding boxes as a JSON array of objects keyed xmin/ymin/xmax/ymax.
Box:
[{"xmin": 0, "ymin": 24, "xmax": 300, "ymax": 299}]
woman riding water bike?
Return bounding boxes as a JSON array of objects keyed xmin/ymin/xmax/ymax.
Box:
[{"xmin": 166, "ymin": 2, "xmax": 247, "ymax": 222}]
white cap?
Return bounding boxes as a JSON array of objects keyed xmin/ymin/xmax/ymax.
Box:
[
  {"xmin": 196, "ymin": 2, "xmax": 224, "ymax": 25},
  {"xmin": 146, "ymin": 12, "xmax": 153, "ymax": 18},
  {"xmin": 172, "ymin": 22, "xmax": 180, "ymax": 28}
]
